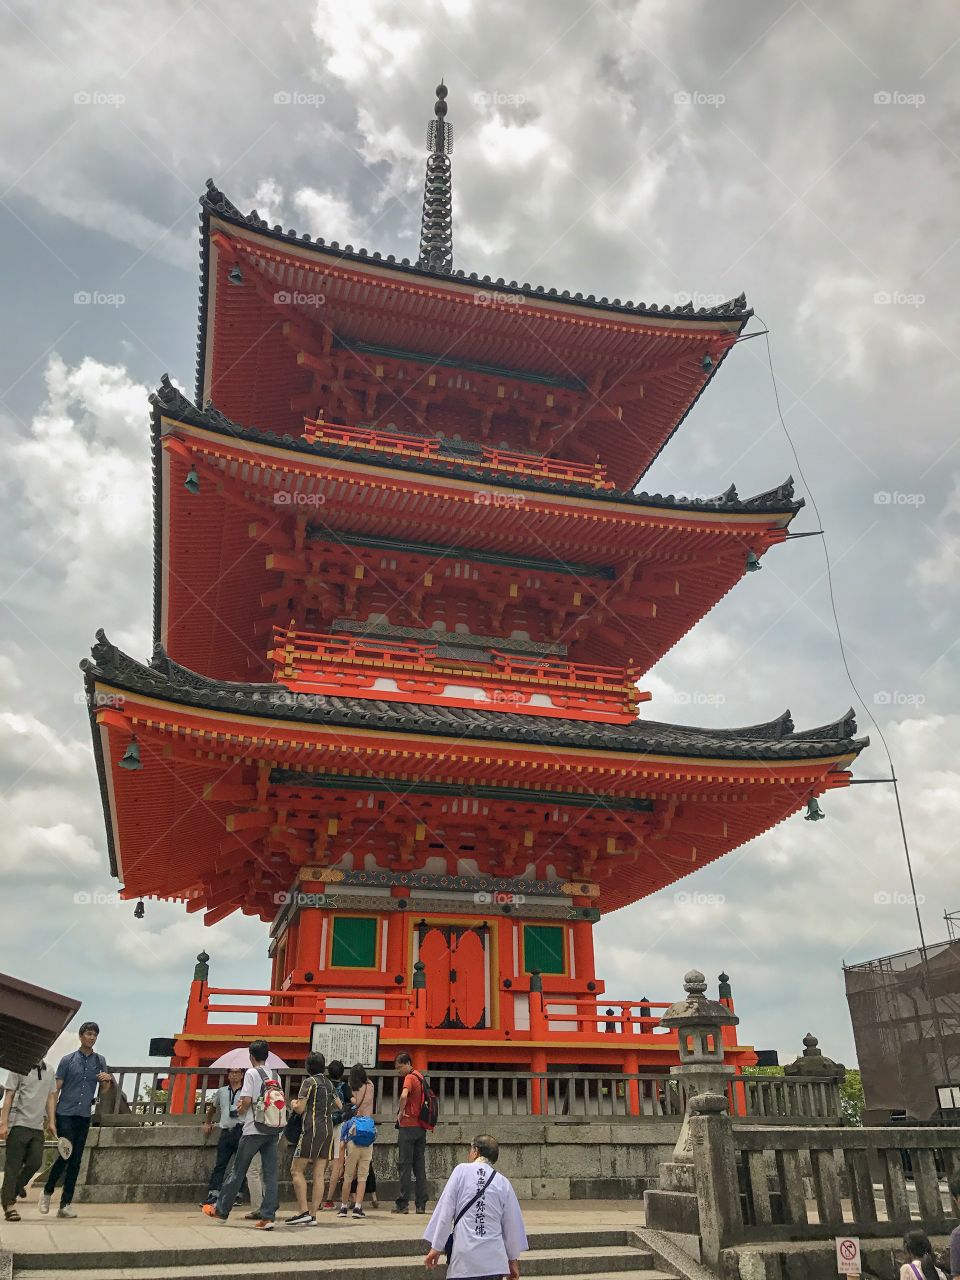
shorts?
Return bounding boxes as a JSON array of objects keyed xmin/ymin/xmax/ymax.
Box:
[
  {"xmin": 333, "ymin": 1133, "xmax": 342, "ymax": 1159},
  {"xmin": 343, "ymin": 1140, "xmax": 374, "ymax": 1186}
]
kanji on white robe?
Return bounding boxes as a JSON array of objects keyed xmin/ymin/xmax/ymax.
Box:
[{"xmin": 424, "ymin": 1160, "xmax": 528, "ymax": 1279}]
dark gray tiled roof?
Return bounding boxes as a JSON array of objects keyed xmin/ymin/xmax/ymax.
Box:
[
  {"xmin": 201, "ymin": 180, "xmax": 753, "ymax": 322},
  {"xmin": 151, "ymin": 376, "xmax": 803, "ymax": 516},
  {"xmin": 81, "ymin": 630, "xmax": 867, "ymax": 762}
]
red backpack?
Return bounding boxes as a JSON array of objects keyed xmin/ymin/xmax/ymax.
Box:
[{"xmin": 413, "ymin": 1071, "xmax": 439, "ymax": 1131}]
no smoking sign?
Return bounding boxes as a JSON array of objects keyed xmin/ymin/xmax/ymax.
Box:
[{"xmin": 836, "ymin": 1237, "xmax": 862, "ymax": 1275}]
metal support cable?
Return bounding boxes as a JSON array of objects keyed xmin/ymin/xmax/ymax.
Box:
[{"xmin": 755, "ymin": 314, "xmax": 955, "ymax": 1099}]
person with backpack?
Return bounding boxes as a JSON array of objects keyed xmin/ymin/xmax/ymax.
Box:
[
  {"xmin": 321, "ymin": 1059, "xmax": 353, "ymax": 1209},
  {"xmin": 900, "ymin": 1229, "xmax": 949, "ymax": 1280},
  {"xmin": 391, "ymin": 1051, "xmax": 436, "ymax": 1214},
  {"xmin": 338, "ymin": 1063, "xmax": 376, "ymax": 1219},
  {"xmin": 423, "ymin": 1134, "xmax": 527, "ymax": 1279},
  {"xmin": 201, "ymin": 1039, "xmax": 285, "ymax": 1230},
  {"xmin": 287, "ymin": 1051, "xmax": 337, "ymax": 1225}
]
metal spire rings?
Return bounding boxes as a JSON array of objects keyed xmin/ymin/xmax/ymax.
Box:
[{"xmin": 418, "ymin": 82, "xmax": 453, "ymax": 274}]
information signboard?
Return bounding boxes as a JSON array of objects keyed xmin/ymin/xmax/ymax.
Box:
[{"xmin": 310, "ymin": 1022, "xmax": 380, "ymax": 1068}]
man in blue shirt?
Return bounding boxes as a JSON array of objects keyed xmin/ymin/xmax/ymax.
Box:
[{"xmin": 39, "ymin": 1022, "xmax": 110, "ymax": 1218}]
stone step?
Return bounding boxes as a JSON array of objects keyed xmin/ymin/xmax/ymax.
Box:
[
  {"xmin": 643, "ymin": 1188, "xmax": 700, "ymax": 1237},
  {"xmin": 7, "ymin": 1228, "xmax": 647, "ymax": 1269},
  {"xmin": 14, "ymin": 1245, "xmax": 661, "ymax": 1280}
]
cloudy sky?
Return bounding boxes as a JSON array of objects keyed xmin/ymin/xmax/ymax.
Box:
[{"xmin": 1, "ymin": 0, "xmax": 958, "ymax": 1075}]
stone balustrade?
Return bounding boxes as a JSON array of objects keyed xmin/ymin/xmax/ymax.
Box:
[
  {"xmin": 670, "ymin": 1108, "xmax": 960, "ymax": 1267},
  {"xmin": 89, "ymin": 1065, "xmax": 840, "ymax": 1126}
]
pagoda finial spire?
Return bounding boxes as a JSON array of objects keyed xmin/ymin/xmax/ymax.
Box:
[{"xmin": 417, "ymin": 81, "xmax": 453, "ymax": 274}]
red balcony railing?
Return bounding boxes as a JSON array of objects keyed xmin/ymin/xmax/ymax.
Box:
[
  {"xmin": 268, "ymin": 627, "xmax": 647, "ymax": 723},
  {"xmin": 302, "ymin": 417, "xmax": 614, "ymax": 490}
]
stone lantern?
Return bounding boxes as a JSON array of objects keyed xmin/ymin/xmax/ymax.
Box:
[
  {"xmin": 659, "ymin": 969, "xmax": 739, "ymax": 1158},
  {"xmin": 783, "ymin": 1032, "xmax": 846, "ymax": 1083}
]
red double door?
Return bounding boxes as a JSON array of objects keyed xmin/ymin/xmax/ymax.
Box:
[{"xmin": 418, "ymin": 923, "xmax": 488, "ymax": 1030}]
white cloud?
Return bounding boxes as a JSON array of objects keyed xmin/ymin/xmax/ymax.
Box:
[
  {"xmin": 294, "ymin": 187, "xmax": 364, "ymax": 245},
  {"xmin": 1, "ymin": 1, "xmax": 959, "ymax": 1066},
  {"xmin": 916, "ymin": 476, "xmax": 960, "ymax": 592}
]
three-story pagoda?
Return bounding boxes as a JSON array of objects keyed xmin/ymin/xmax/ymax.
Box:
[{"xmin": 81, "ymin": 86, "xmax": 866, "ymax": 1092}]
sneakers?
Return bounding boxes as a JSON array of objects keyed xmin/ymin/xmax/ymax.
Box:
[
  {"xmin": 337, "ymin": 1204, "xmax": 349, "ymax": 1217},
  {"xmin": 38, "ymin": 1192, "xmax": 51, "ymax": 1215},
  {"xmin": 201, "ymin": 1203, "xmax": 226, "ymax": 1220},
  {"xmin": 415, "ymin": 1205, "xmax": 427, "ymax": 1214},
  {"xmin": 322, "ymin": 1200, "xmax": 334, "ymax": 1210},
  {"xmin": 391, "ymin": 1204, "xmax": 409, "ymax": 1214},
  {"xmin": 352, "ymin": 1206, "xmax": 366, "ymax": 1219},
  {"xmin": 287, "ymin": 1211, "xmax": 315, "ymax": 1225},
  {"xmin": 254, "ymin": 1219, "xmax": 274, "ymax": 1230},
  {"xmin": 242, "ymin": 1210, "xmax": 260, "ymax": 1220},
  {"xmin": 57, "ymin": 1206, "xmax": 77, "ymax": 1219}
]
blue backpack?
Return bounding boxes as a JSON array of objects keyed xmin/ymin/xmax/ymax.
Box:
[{"xmin": 342, "ymin": 1115, "xmax": 376, "ymax": 1147}]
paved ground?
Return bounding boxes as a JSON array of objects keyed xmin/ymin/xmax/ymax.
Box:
[{"xmin": 2, "ymin": 1199, "xmax": 645, "ymax": 1260}]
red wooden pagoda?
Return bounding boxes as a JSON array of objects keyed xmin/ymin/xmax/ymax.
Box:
[{"xmin": 82, "ymin": 86, "xmax": 866, "ymax": 1090}]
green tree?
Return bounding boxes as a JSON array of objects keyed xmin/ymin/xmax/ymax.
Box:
[{"xmin": 839, "ymin": 1069, "xmax": 864, "ymax": 1126}]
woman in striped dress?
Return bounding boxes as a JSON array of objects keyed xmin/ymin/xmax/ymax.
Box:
[{"xmin": 287, "ymin": 1052, "xmax": 336, "ymax": 1225}]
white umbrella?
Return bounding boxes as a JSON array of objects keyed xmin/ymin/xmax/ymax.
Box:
[{"xmin": 207, "ymin": 1047, "xmax": 289, "ymax": 1070}]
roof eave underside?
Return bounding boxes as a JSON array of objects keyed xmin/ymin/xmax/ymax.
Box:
[{"xmin": 194, "ymin": 184, "xmax": 752, "ymax": 420}]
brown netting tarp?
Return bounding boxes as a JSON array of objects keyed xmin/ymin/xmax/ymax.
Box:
[{"xmin": 845, "ymin": 939, "xmax": 960, "ymax": 1121}]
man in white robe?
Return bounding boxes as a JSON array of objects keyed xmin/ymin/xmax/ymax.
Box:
[{"xmin": 424, "ymin": 1135, "xmax": 527, "ymax": 1280}]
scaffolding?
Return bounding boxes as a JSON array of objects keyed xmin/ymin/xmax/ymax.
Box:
[{"xmin": 844, "ymin": 932, "xmax": 960, "ymax": 1122}]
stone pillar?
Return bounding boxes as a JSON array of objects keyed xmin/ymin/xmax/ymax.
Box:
[{"xmin": 689, "ymin": 1093, "xmax": 741, "ymax": 1266}]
